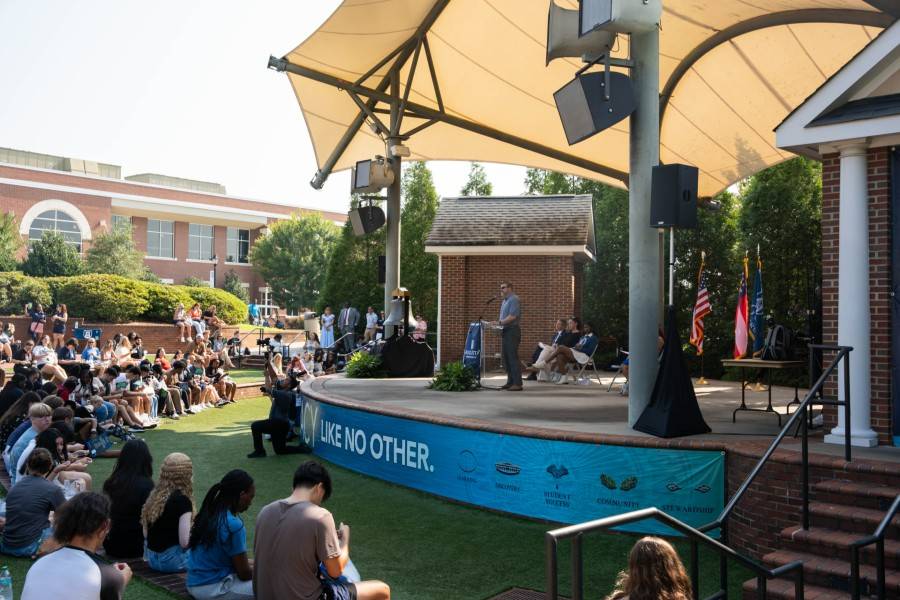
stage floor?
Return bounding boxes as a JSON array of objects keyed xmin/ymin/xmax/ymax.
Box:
[{"xmin": 305, "ymin": 372, "xmax": 900, "ymax": 463}]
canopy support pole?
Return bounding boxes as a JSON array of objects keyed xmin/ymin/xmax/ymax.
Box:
[
  {"xmin": 385, "ymin": 71, "xmax": 403, "ymax": 337},
  {"xmin": 628, "ymin": 26, "xmax": 661, "ymax": 427}
]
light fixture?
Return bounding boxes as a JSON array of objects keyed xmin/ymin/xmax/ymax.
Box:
[
  {"xmin": 351, "ymin": 157, "xmax": 394, "ymax": 193},
  {"xmin": 579, "ymin": 0, "xmax": 662, "ymax": 36}
]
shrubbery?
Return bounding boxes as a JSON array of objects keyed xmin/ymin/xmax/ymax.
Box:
[
  {"xmin": 345, "ymin": 352, "xmax": 385, "ymax": 379},
  {"xmin": 428, "ymin": 361, "xmax": 478, "ymax": 392},
  {"xmin": 0, "ymin": 271, "xmax": 247, "ymax": 325},
  {"xmin": 56, "ymin": 274, "xmax": 151, "ymax": 322}
]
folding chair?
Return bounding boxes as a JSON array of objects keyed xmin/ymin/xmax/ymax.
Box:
[
  {"xmin": 570, "ymin": 345, "xmax": 602, "ymax": 384},
  {"xmin": 606, "ymin": 348, "xmax": 629, "ymax": 393}
]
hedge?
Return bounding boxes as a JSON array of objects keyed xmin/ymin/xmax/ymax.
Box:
[
  {"xmin": 56, "ymin": 274, "xmax": 151, "ymax": 323},
  {"xmin": 0, "ymin": 272, "xmax": 51, "ymax": 314},
  {"xmin": 0, "ymin": 272, "xmax": 248, "ymax": 325}
]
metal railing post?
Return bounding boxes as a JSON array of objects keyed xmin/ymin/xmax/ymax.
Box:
[
  {"xmin": 850, "ymin": 546, "xmax": 860, "ymax": 600},
  {"xmin": 801, "ymin": 408, "xmax": 810, "ymax": 530},
  {"xmin": 795, "ymin": 565, "xmax": 805, "ymax": 600},
  {"xmin": 756, "ymin": 575, "xmax": 766, "ymax": 600},
  {"xmin": 719, "ymin": 521, "xmax": 729, "ymax": 597},
  {"xmin": 843, "ymin": 352, "xmax": 852, "ymax": 462},
  {"xmin": 690, "ymin": 539, "xmax": 699, "ymax": 600},
  {"xmin": 546, "ymin": 534, "xmax": 558, "ymax": 600},
  {"xmin": 876, "ymin": 538, "xmax": 885, "ymax": 599},
  {"xmin": 571, "ymin": 533, "xmax": 583, "ymax": 600}
]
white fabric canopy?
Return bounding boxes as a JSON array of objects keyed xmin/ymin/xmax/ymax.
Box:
[{"xmin": 283, "ymin": 0, "xmax": 894, "ymax": 197}]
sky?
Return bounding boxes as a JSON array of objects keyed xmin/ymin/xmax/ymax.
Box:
[{"xmin": 0, "ymin": 0, "xmax": 527, "ymax": 214}]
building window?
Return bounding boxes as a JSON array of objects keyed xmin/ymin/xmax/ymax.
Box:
[
  {"xmin": 147, "ymin": 219, "xmax": 174, "ymax": 258},
  {"xmin": 188, "ymin": 223, "xmax": 214, "ymax": 260},
  {"xmin": 28, "ymin": 210, "xmax": 83, "ymax": 251},
  {"xmin": 111, "ymin": 215, "xmax": 132, "ymax": 231},
  {"xmin": 226, "ymin": 227, "xmax": 249, "ymax": 263}
]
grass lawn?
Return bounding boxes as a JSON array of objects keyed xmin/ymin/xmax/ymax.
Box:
[
  {"xmin": 3, "ymin": 397, "xmax": 752, "ymax": 599},
  {"xmin": 226, "ymin": 367, "xmax": 264, "ymax": 384}
]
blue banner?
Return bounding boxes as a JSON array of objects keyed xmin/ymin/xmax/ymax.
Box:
[
  {"xmin": 300, "ymin": 397, "xmax": 724, "ymax": 535},
  {"xmin": 462, "ymin": 321, "xmax": 482, "ymax": 380}
]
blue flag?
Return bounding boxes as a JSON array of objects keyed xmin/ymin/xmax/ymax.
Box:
[
  {"xmin": 462, "ymin": 321, "xmax": 482, "ymax": 380},
  {"xmin": 750, "ymin": 258, "xmax": 765, "ymax": 357}
]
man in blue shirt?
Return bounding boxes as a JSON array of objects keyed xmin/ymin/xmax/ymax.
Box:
[
  {"xmin": 248, "ymin": 299, "xmax": 260, "ymax": 326},
  {"xmin": 494, "ymin": 282, "xmax": 523, "ymax": 391}
]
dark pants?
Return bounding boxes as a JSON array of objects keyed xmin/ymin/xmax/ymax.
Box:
[
  {"xmin": 340, "ymin": 328, "xmax": 355, "ymax": 353},
  {"xmin": 501, "ymin": 325, "xmax": 522, "ymax": 386},
  {"xmin": 251, "ymin": 419, "xmax": 305, "ymax": 455}
]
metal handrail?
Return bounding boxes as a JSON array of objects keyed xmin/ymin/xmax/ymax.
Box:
[
  {"xmin": 545, "ymin": 507, "xmax": 804, "ymax": 600},
  {"xmin": 850, "ymin": 494, "xmax": 900, "ymax": 600}
]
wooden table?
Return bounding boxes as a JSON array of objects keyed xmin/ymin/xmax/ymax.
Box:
[{"xmin": 720, "ymin": 358, "xmax": 804, "ymax": 426}]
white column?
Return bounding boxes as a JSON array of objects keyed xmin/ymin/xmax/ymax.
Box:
[{"xmin": 825, "ymin": 142, "xmax": 878, "ymax": 447}]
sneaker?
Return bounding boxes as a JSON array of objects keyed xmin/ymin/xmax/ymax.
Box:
[
  {"xmin": 143, "ymin": 422, "xmax": 158, "ymax": 430},
  {"xmin": 215, "ymin": 400, "xmax": 228, "ymax": 408},
  {"xmin": 555, "ymin": 375, "xmax": 569, "ymax": 385},
  {"xmin": 180, "ymin": 337, "xmax": 186, "ymax": 343},
  {"xmin": 533, "ymin": 360, "xmax": 547, "ymax": 369},
  {"xmin": 246, "ymin": 450, "xmax": 267, "ymax": 459},
  {"xmin": 127, "ymin": 426, "xmax": 145, "ymax": 433},
  {"xmin": 167, "ymin": 413, "xmax": 180, "ymax": 420},
  {"xmin": 184, "ymin": 409, "xmax": 195, "ymax": 415}
]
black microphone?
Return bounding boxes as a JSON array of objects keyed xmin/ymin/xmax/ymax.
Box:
[{"xmin": 485, "ymin": 296, "xmax": 498, "ymax": 305}]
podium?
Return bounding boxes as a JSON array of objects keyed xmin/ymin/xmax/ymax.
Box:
[{"xmin": 463, "ymin": 320, "xmax": 504, "ymax": 387}]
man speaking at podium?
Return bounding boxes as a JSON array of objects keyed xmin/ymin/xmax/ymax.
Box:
[{"xmin": 494, "ymin": 282, "xmax": 522, "ymax": 391}]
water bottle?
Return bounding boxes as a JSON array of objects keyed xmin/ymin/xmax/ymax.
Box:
[{"xmin": 0, "ymin": 564, "xmax": 14, "ymax": 600}]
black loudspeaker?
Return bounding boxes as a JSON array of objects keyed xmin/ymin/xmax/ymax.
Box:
[
  {"xmin": 553, "ymin": 71, "xmax": 635, "ymax": 145},
  {"xmin": 349, "ymin": 205, "xmax": 386, "ymax": 236},
  {"xmin": 650, "ymin": 163, "xmax": 698, "ymax": 229},
  {"xmin": 377, "ymin": 255, "xmax": 386, "ymax": 285}
]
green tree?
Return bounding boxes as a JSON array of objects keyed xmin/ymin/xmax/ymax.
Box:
[
  {"xmin": 401, "ymin": 162, "xmax": 440, "ymax": 324},
  {"xmin": 321, "ymin": 197, "xmax": 385, "ymax": 315},
  {"xmin": 84, "ymin": 224, "xmax": 146, "ymax": 279},
  {"xmin": 460, "ymin": 162, "xmax": 493, "ymax": 196},
  {"xmin": 222, "ymin": 269, "xmax": 250, "ymax": 303},
  {"xmin": 738, "ymin": 157, "xmax": 822, "ymax": 335},
  {"xmin": 20, "ymin": 231, "xmax": 83, "ymax": 277},
  {"xmin": 249, "ymin": 213, "xmax": 339, "ymax": 311},
  {"xmin": 0, "ymin": 213, "xmax": 23, "ymax": 271}
]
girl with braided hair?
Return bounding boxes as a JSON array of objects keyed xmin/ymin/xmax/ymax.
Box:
[
  {"xmin": 186, "ymin": 469, "xmax": 255, "ymax": 599},
  {"xmin": 141, "ymin": 452, "xmax": 195, "ymax": 573}
]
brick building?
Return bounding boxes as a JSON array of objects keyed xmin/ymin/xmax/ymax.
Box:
[
  {"xmin": 425, "ymin": 195, "xmax": 595, "ymax": 366},
  {"xmin": 777, "ymin": 21, "xmax": 900, "ymax": 446},
  {"xmin": 0, "ymin": 147, "xmax": 344, "ymax": 310}
]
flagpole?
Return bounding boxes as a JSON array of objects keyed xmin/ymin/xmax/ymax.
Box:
[
  {"xmin": 697, "ymin": 250, "xmax": 708, "ymax": 385},
  {"xmin": 698, "ymin": 352, "xmax": 708, "ymax": 385}
]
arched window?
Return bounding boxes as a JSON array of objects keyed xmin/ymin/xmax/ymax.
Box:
[{"xmin": 28, "ymin": 209, "xmax": 83, "ymax": 251}]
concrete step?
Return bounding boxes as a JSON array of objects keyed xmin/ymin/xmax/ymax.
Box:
[
  {"xmin": 808, "ymin": 501, "xmax": 900, "ymax": 536},
  {"xmin": 762, "ymin": 549, "xmax": 900, "ymax": 596},
  {"xmin": 813, "ymin": 480, "xmax": 900, "ymax": 512},
  {"xmin": 780, "ymin": 525, "xmax": 900, "ymax": 570},
  {"xmin": 741, "ymin": 577, "xmax": 848, "ymax": 600}
]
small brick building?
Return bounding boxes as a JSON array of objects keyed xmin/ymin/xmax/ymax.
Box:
[
  {"xmin": 777, "ymin": 20, "xmax": 900, "ymax": 446},
  {"xmin": 425, "ymin": 195, "xmax": 595, "ymax": 367}
]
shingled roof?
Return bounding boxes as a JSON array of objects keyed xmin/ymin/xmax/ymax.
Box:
[{"xmin": 425, "ymin": 195, "xmax": 595, "ymax": 260}]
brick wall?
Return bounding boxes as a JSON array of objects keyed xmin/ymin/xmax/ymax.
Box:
[
  {"xmin": 438, "ymin": 254, "xmax": 581, "ymax": 366},
  {"xmin": 820, "ymin": 147, "xmax": 893, "ymax": 444},
  {"xmin": 725, "ymin": 445, "xmax": 900, "ymax": 558}
]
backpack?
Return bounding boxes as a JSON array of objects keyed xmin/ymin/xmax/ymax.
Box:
[{"xmin": 761, "ymin": 324, "xmax": 793, "ymax": 360}]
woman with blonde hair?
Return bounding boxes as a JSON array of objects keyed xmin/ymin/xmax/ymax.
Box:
[
  {"xmin": 114, "ymin": 337, "xmax": 133, "ymax": 367},
  {"xmin": 142, "ymin": 452, "xmax": 194, "ymax": 573},
  {"xmin": 606, "ymin": 536, "xmax": 692, "ymax": 600}
]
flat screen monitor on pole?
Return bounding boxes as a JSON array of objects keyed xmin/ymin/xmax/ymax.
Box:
[{"xmin": 353, "ymin": 159, "xmax": 371, "ymax": 190}]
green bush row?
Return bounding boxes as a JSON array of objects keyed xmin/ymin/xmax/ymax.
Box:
[{"xmin": 0, "ymin": 272, "xmax": 247, "ymax": 324}]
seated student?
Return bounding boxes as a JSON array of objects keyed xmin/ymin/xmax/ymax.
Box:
[
  {"xmin": 189, "ymin": 303, "xmax": 207, "ymax": 339},
  {"xmin": 141, "ymin": 453, "xmax": 194, "ymax": 573},
  {"xmin": 80, "ymin": 337, "xmax": 101, "ymax": 368},
  {"xmin": 187, "ymin": 469, "xmax": 255, "ymax": 600},
  {"xmin": 98, "ymin": 366, "xmax": 146, "ymax": 430},
  {"xmin": 0, "ymin": 391, "xmax": 41, "ymax": 451},
  {"xmin": 203, "ymin": 305, "xmax": 225, "ymax": 338},
  {"xmin": 174, "ymin": 302, "xmax": 191, "ymax": 343},
  {"xmin": 31, "ymin": 427, "xmax": 93, "ymax": 493},
  {"xmin": 123, "ymin": 365, "xmax": 155, "ymax": 426},
  {"xmin": 113, "ymin": 337, "xmax": 134, "ymax": 367},
  {"xmin": 253, "ymin": 461, "xmax": 390, "ymax": 600},
  {"xmin": 56, "ymin": 337, "xmax": 81, "ymax": 376},
  {"xmin": 103, "ymin": 439, "xmax": 155, "ymax": 559},
  {"xmin": 0, "ymin": 448, "xmax": 66, "ymax": 557},
  {"xmin": 527, "ymin": 318, "xmax": 568, "ymax": 370},
  {"xmin": 33, "ymin": 335, "xmax": 66, "ymax": 385},
  {"xmin": 51, "ymin": 405, "xmax": 92, "ymax": 447},
  {"xmin": 605, "ymin": 536, "xmax": 691, "ymax": 600},
  {"xmin": 0, "ymin": 372, "xmax": 27, "ymax": 418},
  {"xmin": 130, "ymin": 336, "xmax": 147, "ymax": 362},
  {"xmin": 0, "ymin": 324, "xmax": 14, "ymax": 363},
  {"xmin": 165, "ymin": 360, "xmax": 197, "ymax": 415},
  {"xmin": 21, "ymin": 492, "xmax": 133, "ymax": 600},
  {"xmin": 154, "ymin": 347, "xmax": 172, "ymax": 371},
  {"xmin": 206, "ymin": 358, "xmax": 236, "ymax": 404},
  {"xmin": 8, "ymin": 402, "xmax": 53, "ymax": 485},
  {"xmin": 547, "ymin": 322, "xmax": 599, "ymax": 385},
  {"xmin": 150, "ymin": 364, "xmax": 183, "ymax": 419}
]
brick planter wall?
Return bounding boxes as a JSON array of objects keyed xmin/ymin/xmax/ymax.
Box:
[
  {"xmin": 820, "ymin": 147, "xmax": 893, "ymax": 444},
  {"xmin": 438, "ymin": 254, "xmax": 583, "ymax": 366}
]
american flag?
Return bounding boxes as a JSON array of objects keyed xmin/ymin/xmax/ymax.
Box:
[
  {"xmin": 690, "ymin": 258, "xmax": 712, "ymax": 355},
  {"xmin": 734, "ymin": 256, "xmax": 750, "ymax": 359}
]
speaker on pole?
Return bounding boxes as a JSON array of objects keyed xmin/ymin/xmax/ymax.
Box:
[
  {"xmin": 349, "ymin": 205, "xmax": 386, "ymax": 236},
  {"xmin": 650, "ymin": 163, "xmax": 698, "ymax": 229}
]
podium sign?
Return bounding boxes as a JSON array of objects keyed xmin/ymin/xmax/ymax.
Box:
[{"xmin": 463, "ymin": 322, "xmax": 482, "ymax": 380}]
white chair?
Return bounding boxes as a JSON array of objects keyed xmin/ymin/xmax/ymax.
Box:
[
  {"xmin": 606, "ymin": 348, "xmax": 629, "ymax": 393},
  {"xmin": 569, "ymin": 345, "xmax": 602, "ymax": 384}
]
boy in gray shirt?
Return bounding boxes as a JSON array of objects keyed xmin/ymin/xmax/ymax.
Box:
[{"xmin": 0, "ymin": 448, "xmax": 66, "ymax": 557}]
